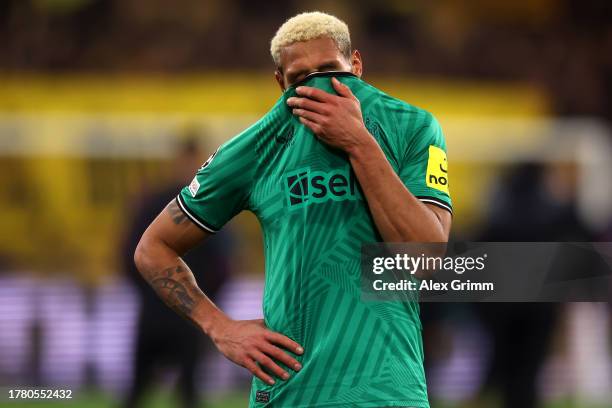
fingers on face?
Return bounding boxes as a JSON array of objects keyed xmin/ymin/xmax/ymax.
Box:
[
  {"xmin": 331, "ymin": 77, "xmax": 352, "ymax": 97},
  {"xmin": 289, "ymin": 98, "xmax": 327, "ymax": 131},
  {"xmin": 299, "ymin": 117, "xmax": 322, "ymax": 135},
  {"xmin": 293, "ymin": 78, "xmax": 355, "ymax": 103},
  {"xmin": 296, "ymin": 86, "xmax": 332, "ymax": 102},
  {"xmin": 288, "ymin": 96, "xmax": 327, "ymax": 113},
  {"xmin": 292, "ymin": 108, "xmax": 325, "ymax": 124}
]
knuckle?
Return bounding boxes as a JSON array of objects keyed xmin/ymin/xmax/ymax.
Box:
[
  {"xmin": 259, "ymin": 341, "xmax": 272, "ymax": 351},
  {"xmin": 280, "ymin": 356, "xmax": 294, "ymax": 366}
]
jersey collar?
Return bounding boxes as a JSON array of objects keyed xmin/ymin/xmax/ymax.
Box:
[{"xmin": 289, "ymin": 71, "xmax": 358, "ymax": 90}]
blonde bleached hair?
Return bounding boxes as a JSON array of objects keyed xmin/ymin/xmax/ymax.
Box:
[{"xmin": 270, "ymin": 11, "xmax": 351, "ymax": 68}]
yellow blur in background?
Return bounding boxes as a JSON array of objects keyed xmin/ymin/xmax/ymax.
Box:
[{"xmin": 0, "ymin": 74, "xmax": 548, "ymax": 280}]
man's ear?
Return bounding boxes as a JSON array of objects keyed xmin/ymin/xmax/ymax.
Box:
[
  {"xmin": 274, "ymin": 70, "xmax": 286, "ymax": 92},
  {"xmin": 350, "ymin": 50, "xmax": 363, "ymax": 78}
]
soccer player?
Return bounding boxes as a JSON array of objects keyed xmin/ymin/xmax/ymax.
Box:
[{"xmin": 134, "ymin": 11, "xmax": 452, "ymax": 408}]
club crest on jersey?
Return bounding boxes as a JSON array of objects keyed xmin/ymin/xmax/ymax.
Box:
[
  {"xmin": 426, "ymin": 145, "xmax": 449, "ymax": 194},
  {"xmin": 285, "ymin": 167, "xmax": 360, "ymax": 209},
  {"xmin": 364, "ymin": 116, "xmax": 383, "ymax": 141}
]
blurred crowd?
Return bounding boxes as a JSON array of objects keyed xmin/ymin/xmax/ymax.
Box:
[{"xmin": 1, "ymin": 0, "xmax": 611, "ymax": 119}]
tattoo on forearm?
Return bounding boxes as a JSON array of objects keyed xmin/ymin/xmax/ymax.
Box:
[
  {"xmin": 146, "ymin": 264, "xmax": 199, "ymax": 317},
  {"xmin": 152, "ymin": 277, "xmax": 196, "ymax": 315},
  {"xmin": 152, "ymin": 265, "xmax": 186, "ymax": 278},
  {"xmin": 167, "ymin": 200, "xmax": 188, "ymax": 225}
]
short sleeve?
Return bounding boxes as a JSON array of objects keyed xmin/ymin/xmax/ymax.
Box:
[
  {"xmin": 177, "ymin": 135, "xmax": 254, "ymax": 233},
  {"xmin": 399, "ymin": 114, "xmax": 452, "ymax": 214}
]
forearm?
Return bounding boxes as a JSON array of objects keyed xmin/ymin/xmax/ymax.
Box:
[
  {"xmin": 348, "ymin": 134, "xmax": 447, "ymax": 242},
  {"xmin": 134, "ymin": 237, "xmax": 227, "ymax": 335}
]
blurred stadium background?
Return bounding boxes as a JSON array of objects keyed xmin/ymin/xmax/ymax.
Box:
[{"xmin": 0, "ymin": 0, "xmax": 611, "ymax": 407}]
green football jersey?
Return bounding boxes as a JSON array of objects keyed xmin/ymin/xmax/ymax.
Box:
[{"xmin": 178, "ymin": 72, "xmax": 452, "ymax": 408}]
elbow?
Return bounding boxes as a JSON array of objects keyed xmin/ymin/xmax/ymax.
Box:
[
  {"xmin": 399, "ymin": 218, "xmax": 449, "ymax": 243},
  {"xmin": 133, "ymin": 234, "xmax": 150, "ymax": 277},
  {"xmin": 396, "ymin": 229, "xmax": 448, "ymax": 244},
  {"xmin": 422, "ymin": 231, "xmax": 448, "ymax": 244}
]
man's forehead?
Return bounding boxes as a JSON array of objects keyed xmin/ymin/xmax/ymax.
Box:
[{"xmin": 279, "ymin": 37, "xmax": 344, "ymax": 69}]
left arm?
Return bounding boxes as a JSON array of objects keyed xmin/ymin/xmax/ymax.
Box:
[
  {"xmin": 348, "ymin": 134, "xmax": 451, "ymax": 242},
  {"xmin": 287, "ymin": 77, "xmax": 451, "ymax": 243}
]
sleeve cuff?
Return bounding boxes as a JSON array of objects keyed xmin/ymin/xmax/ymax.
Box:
[
  {"xmin": 416, "ymin": 196, "xmax": 453, "ymax": 214},
  {"xmin": 176, "ymin": 195, "xmax": 220, "ymax": 233}
]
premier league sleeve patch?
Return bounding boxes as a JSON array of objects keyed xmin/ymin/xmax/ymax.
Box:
[
  {"xmin": 425, "ymin": 145, "xmax": 449, "ymax": 194},
  {"xmin": 188, "ymin": 177, "xmax": 200, "ymax": 197}
]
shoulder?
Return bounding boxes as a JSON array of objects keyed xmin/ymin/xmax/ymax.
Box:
[
  {"xmin": 219, "ymin": 95, "xmax": 291, "ymax": 154},
  {"xmin": 382, "ymin": 92, "xmax": 435, "ymax": 130},
  {"xmin": 362, "ymin": 83, "xmax": 436, "ymax": 131},
  {"xmin": 364, "ymin": 84, "xmax": 442, "ymax": 152}
]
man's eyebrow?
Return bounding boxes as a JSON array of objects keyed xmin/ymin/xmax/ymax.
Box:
[
  {"xmin": 287, "ymin": 69, "xmax": 308, "ymax": 79},
  {"xmin": 286, "ymin": 60, "xmax": 343, "ymax": 86},
  {"xmin": 317, "ymin": 61, "xmax": 339, "ymax": 70}
]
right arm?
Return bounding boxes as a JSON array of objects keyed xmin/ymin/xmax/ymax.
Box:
[{"xmin": 134, "ymin": 199, "xmax": 303, "ymax": 385}]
